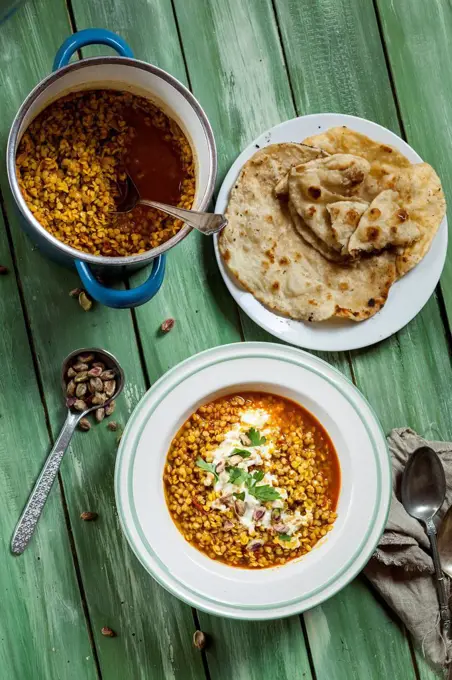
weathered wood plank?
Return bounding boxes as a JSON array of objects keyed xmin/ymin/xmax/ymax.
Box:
[
  {"xmin": 375, "ymin": 0, "xmax": 452, "ymax": 335},
  {"xmin": 275, "ymin": 1, "xmax": 449, "ymax": 677},
  {"xmin": 0, "ymin": 182, "xmax": 96, "ymax": 677},
  {"xmin": 360, "ymin": 2, "xmax": 452, "ymax": 675},
  {"xmin": 173, "ymin": 0, "xmax": 417, "ymax": 677},
  {"xmin": 0, "ymin": 1, "xmax": 206, "ymax": 678},
  {"xmin": 69, "ymin": 1, "xmax": 313, "ymax": 678}
]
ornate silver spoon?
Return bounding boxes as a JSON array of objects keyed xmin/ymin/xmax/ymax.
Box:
[{"xmin": 11, "ymin": 347, "xmax": 124, "ymax": 555}]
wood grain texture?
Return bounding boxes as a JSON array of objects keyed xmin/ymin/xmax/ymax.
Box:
[
  {"xmin": 174, "ymin": 0, "xmax": 418, "ymax": 677},
  {"xmin": 69, "ymin": 1, "xmax": 313, "ymax": 679},
  {"xmin": 0, "ymin": 2, "xmax": 205, "ymax": 678},
  {"xmin": 362, "ymin": 2, "xmax": 452, "ymax": 675},
  {"xmin": 375, "ymin": 0, "xmax": 452, "ymax": 332},
  {"xmin": 274, "ymin": 1, "xmax": 448, "ymax": 677},
  {"xmin": 304, "ymin": 578, "xmax": 412, "ymax": 680},
  {"xmin": 0, "ymin": 166, "xmax": 96, "ymax": 680}
]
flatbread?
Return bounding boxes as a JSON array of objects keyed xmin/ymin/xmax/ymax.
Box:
[
  {"xmin": 280, "ymin": 155, "xmax": 370, "ymax": 260},
  {"xmin": 327, "ymin": 201, "xmax": 369, "ymax": 253},
  {"xmin": 219, "ymin": 144, "xmax": 397, "ymax": 322},
  {"xmin": 274, "ymin": 143, "xmax": 329, "ymax": 196},
  {"xmin": 348, "ymin": 190, "xmax": 421, "ymax": 256},
  {"xmin": 303, "ymin": 128, "xmax": 446, "ymax": 274},
  {"xmin": 393, "ymin": 163, "xmax": 446, "ymax": 276},
  {"xmin": 303, "ymin": 126, "xmax": 411, "ymax": 203}
]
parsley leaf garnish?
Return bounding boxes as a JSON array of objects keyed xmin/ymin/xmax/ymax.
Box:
[
  {"xmin": 227, "ymin": 467, "xmax": 249, "ymax": 486},
  {"xmin": 234, "ymin": 491, "xmax": 245, "ymax": 500},
  {"xmin": 278, "ymin": 533, "xmax": 292, "ymax": 542},
  {"xmin": 229, "ymin": 448, "xmax": 252, "ymax": 459},
  {"xmin": 252, "ymin": 470, "xmax": 265, "ymax": 483},
  {"xmin": 249, "ymin": 485, "xmax": 282, "ymax": 502},
  {"xmin": 247, "ymin": 428, "xmax": 266, "ymax": 446},
  {"xmin": 196, "ymin": 458, "xmax": 218, "ymax": 481}
]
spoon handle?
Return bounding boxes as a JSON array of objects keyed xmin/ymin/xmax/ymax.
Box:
[
  {"xmin": 426, "ymin": 518, "xmax": 451, "ymax": 636},
  {"xmin": 139, "ymin": 199, "xmax": 228, "ymax": 236},
  {"xmin": 11, "ymin": 411, "xmax": 80, "ymax": 555}
]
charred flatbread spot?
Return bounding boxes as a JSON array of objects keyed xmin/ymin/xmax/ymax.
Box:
[
  {"xmin": 307, "ymin": 205, "xmax": 317, "ymax": 217},
  {"xmin": 223, "ymin": 249, "xmax": 231, "ymax": 262},
  {"xmin": 368, "ymin": 207, "xmax": 381, "ymax": 221},
  {"xmin": 279, "ymin": 256, "xmax": 290, "ymax": 265},
  {"xmin": 264, "ymin": 248, "xmax": 275, "ymax": 263},
  {"xmin": 271, "ymin": 281, "xmax": 280, "ymax": 291},
  {"xmin": 308, "ymin": 299, "xmax": 318, "ymax": 306},
  {"xmin": 346, "ymin": 209, "xmax": 359, "ymax": 225},
  {"xmin": 346, "ymin": 169, "xmax": 365, "ymax": 186},
  {"xmin": 366, "ymin": 227, "xmax": 380, "ymax": 241},
  {"xmin": 380, "ymin": 145, "xmax": 393, "ymax": 153},
  {"xmin": 308, "ymin": 186, "xmax": 321, "ymax": 200},
  {"xmin": 265, "ymin": 215, "xmax": 274, "ymax": 223},
  {"xmin": 339, "ymin": 282, "xmax": 349, "ymax": 291},
  {"xmin": 395, "ymin": 209, "xmax": 408, "ymax": 222},
  {"xmin": 368, "ymin": 298, "xmax": 376, "ymax": 307}
]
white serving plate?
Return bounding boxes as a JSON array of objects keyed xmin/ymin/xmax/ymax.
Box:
[
  {"xmin": 115, "ymin": 342, "xmax": 390, "ymax": 619},
  {"xmin": 214, "ymin": 113, "xmax": 448, "ymax": 351}
]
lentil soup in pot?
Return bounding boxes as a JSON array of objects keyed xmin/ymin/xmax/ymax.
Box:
[
  {"xmin": 15, "ymin": 89, "xmax": 195, "ymax": 257},
  {"xmin": 164, "ymin": 392, "xmax": 340, "ymax": 569}
]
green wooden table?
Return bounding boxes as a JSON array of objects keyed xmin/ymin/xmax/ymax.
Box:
[{"xmin": 1, "ymin": 0, "xmax": 451, "ymax": 678}]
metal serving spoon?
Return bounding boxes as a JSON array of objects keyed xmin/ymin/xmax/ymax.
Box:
[
  {"xmin": 11, "ymin": 347, "xmax": 124, "ymax": 555},
  {"xmin": 438, "ymin": 505, "xmax": 452, "ymax": 578},
  {"xmin": 401, "ymin": 446, "xmax": 451, "ymax": 636},
  {"xmin": 115, "ymin": 172, "xmax": 227, "ymax": 236}
]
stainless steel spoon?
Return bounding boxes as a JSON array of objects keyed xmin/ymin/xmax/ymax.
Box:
[
  {"xmin": 438, "ymin": 505, "xmax": 452, "ymax": 578},
  {"xmin": 114, "ymin": 172, "xmax": 227, "ymax": 236},
  {"xmin": 401, "ymin": 446, "xmax": 451, "ymax": 636},
  {"xmin": 11, "ymin": 347, "xmax": 124, "ymax": 555}
]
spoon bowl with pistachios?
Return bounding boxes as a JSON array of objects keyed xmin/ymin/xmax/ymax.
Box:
[{"xmin": 11, "ymin": 347, "xmax": 125, "ymax": 555}]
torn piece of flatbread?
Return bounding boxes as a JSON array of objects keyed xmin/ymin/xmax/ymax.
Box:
[
  {"xmin": 278, "ymin": 154, "xmax": 370, "ymax": 260},
  {"xmin": 347, "ymin": 190, "xmax": 420, "ymax": 256}
]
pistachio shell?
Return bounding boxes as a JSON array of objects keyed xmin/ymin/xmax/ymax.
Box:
[
  {"xmin": 104, "ymin": 380, "xmax": 116, "ymax": 398},
  {"xmin": 104, "ymin": 400, "xmax": 116, "ymax": 416},
  {"xmin": 234, "ymin": 500, "xmax": 246, "ymax": 516},
  {"xmin": 73, "ymin": 362, "xmax": 88, "ymax": 372},
  {"xmin": 95, "ymin": 408, "xmax": 105, "ymax": 423},
  {"xmin": 67, "ymin": 367, "xmax": 76, "ymax": 378},
  {"xmin": 92, "ymin": 392, "xmax": 107, "ymax": 405},
  {"xmin": 101, "ymin": 369, "xmax": 116, "ymax": 381},
  {"xmin": 75, "ymin": 383, "xmax": 87, "ymax": 398},
  {"xmin": 193, "ymin": 630, "xmax": 206, "ymax": 650},
  {"xmin": 74, "ymin": 371, "xmax": 89, "ymax": 383},
  {"xmin": 79, "ymin": 418, "xmax": 91, "ymax": 431},
  {"xmin": 66, "ymin": 380, "xmax": 76, "ymax": 397},
  {"xmin": 77, "ymin": 353, "xmax": 94, "ymax": 363},
  {"xmin": 78, "ymin": 291, "xmax": 92, "ymax": 311},
  {"xmin": 87, "ymin": 366, "xmax": 103, "ymax": 377},
  {"xmin": 74, "ymin": 399, "xmax": 87, "ymax": 412},
  {"xmin": 89, "ymin": 377, "xmax": 104, "ymax": 393}
]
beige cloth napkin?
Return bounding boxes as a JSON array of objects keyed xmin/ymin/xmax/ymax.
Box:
[{"xmin": 365, "ymin": 428, "xmax": 452, "ymax": 670}]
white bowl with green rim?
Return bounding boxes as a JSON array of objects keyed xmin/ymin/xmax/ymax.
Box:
[{"xmin": 115, "ymin": 342, "xmax": 390, "ymax": 619}]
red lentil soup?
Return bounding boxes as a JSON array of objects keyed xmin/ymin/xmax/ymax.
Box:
[{"xmin": 163, "ymin": 392, "xmax": 340, "ymax": 569}]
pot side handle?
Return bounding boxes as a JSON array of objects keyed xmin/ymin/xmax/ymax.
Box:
[
  {"xmin": 53, "ymin": 28, "xmax": 134, "ymax": 69},
  {"xmin": 75, "ymin": 258, "xmax": 166, "ymax": 309}
]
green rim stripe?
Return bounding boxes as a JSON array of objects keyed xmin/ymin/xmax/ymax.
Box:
[{"xmin": 115, "ymin": 345, "xmax": 390, "ymax": 613}]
